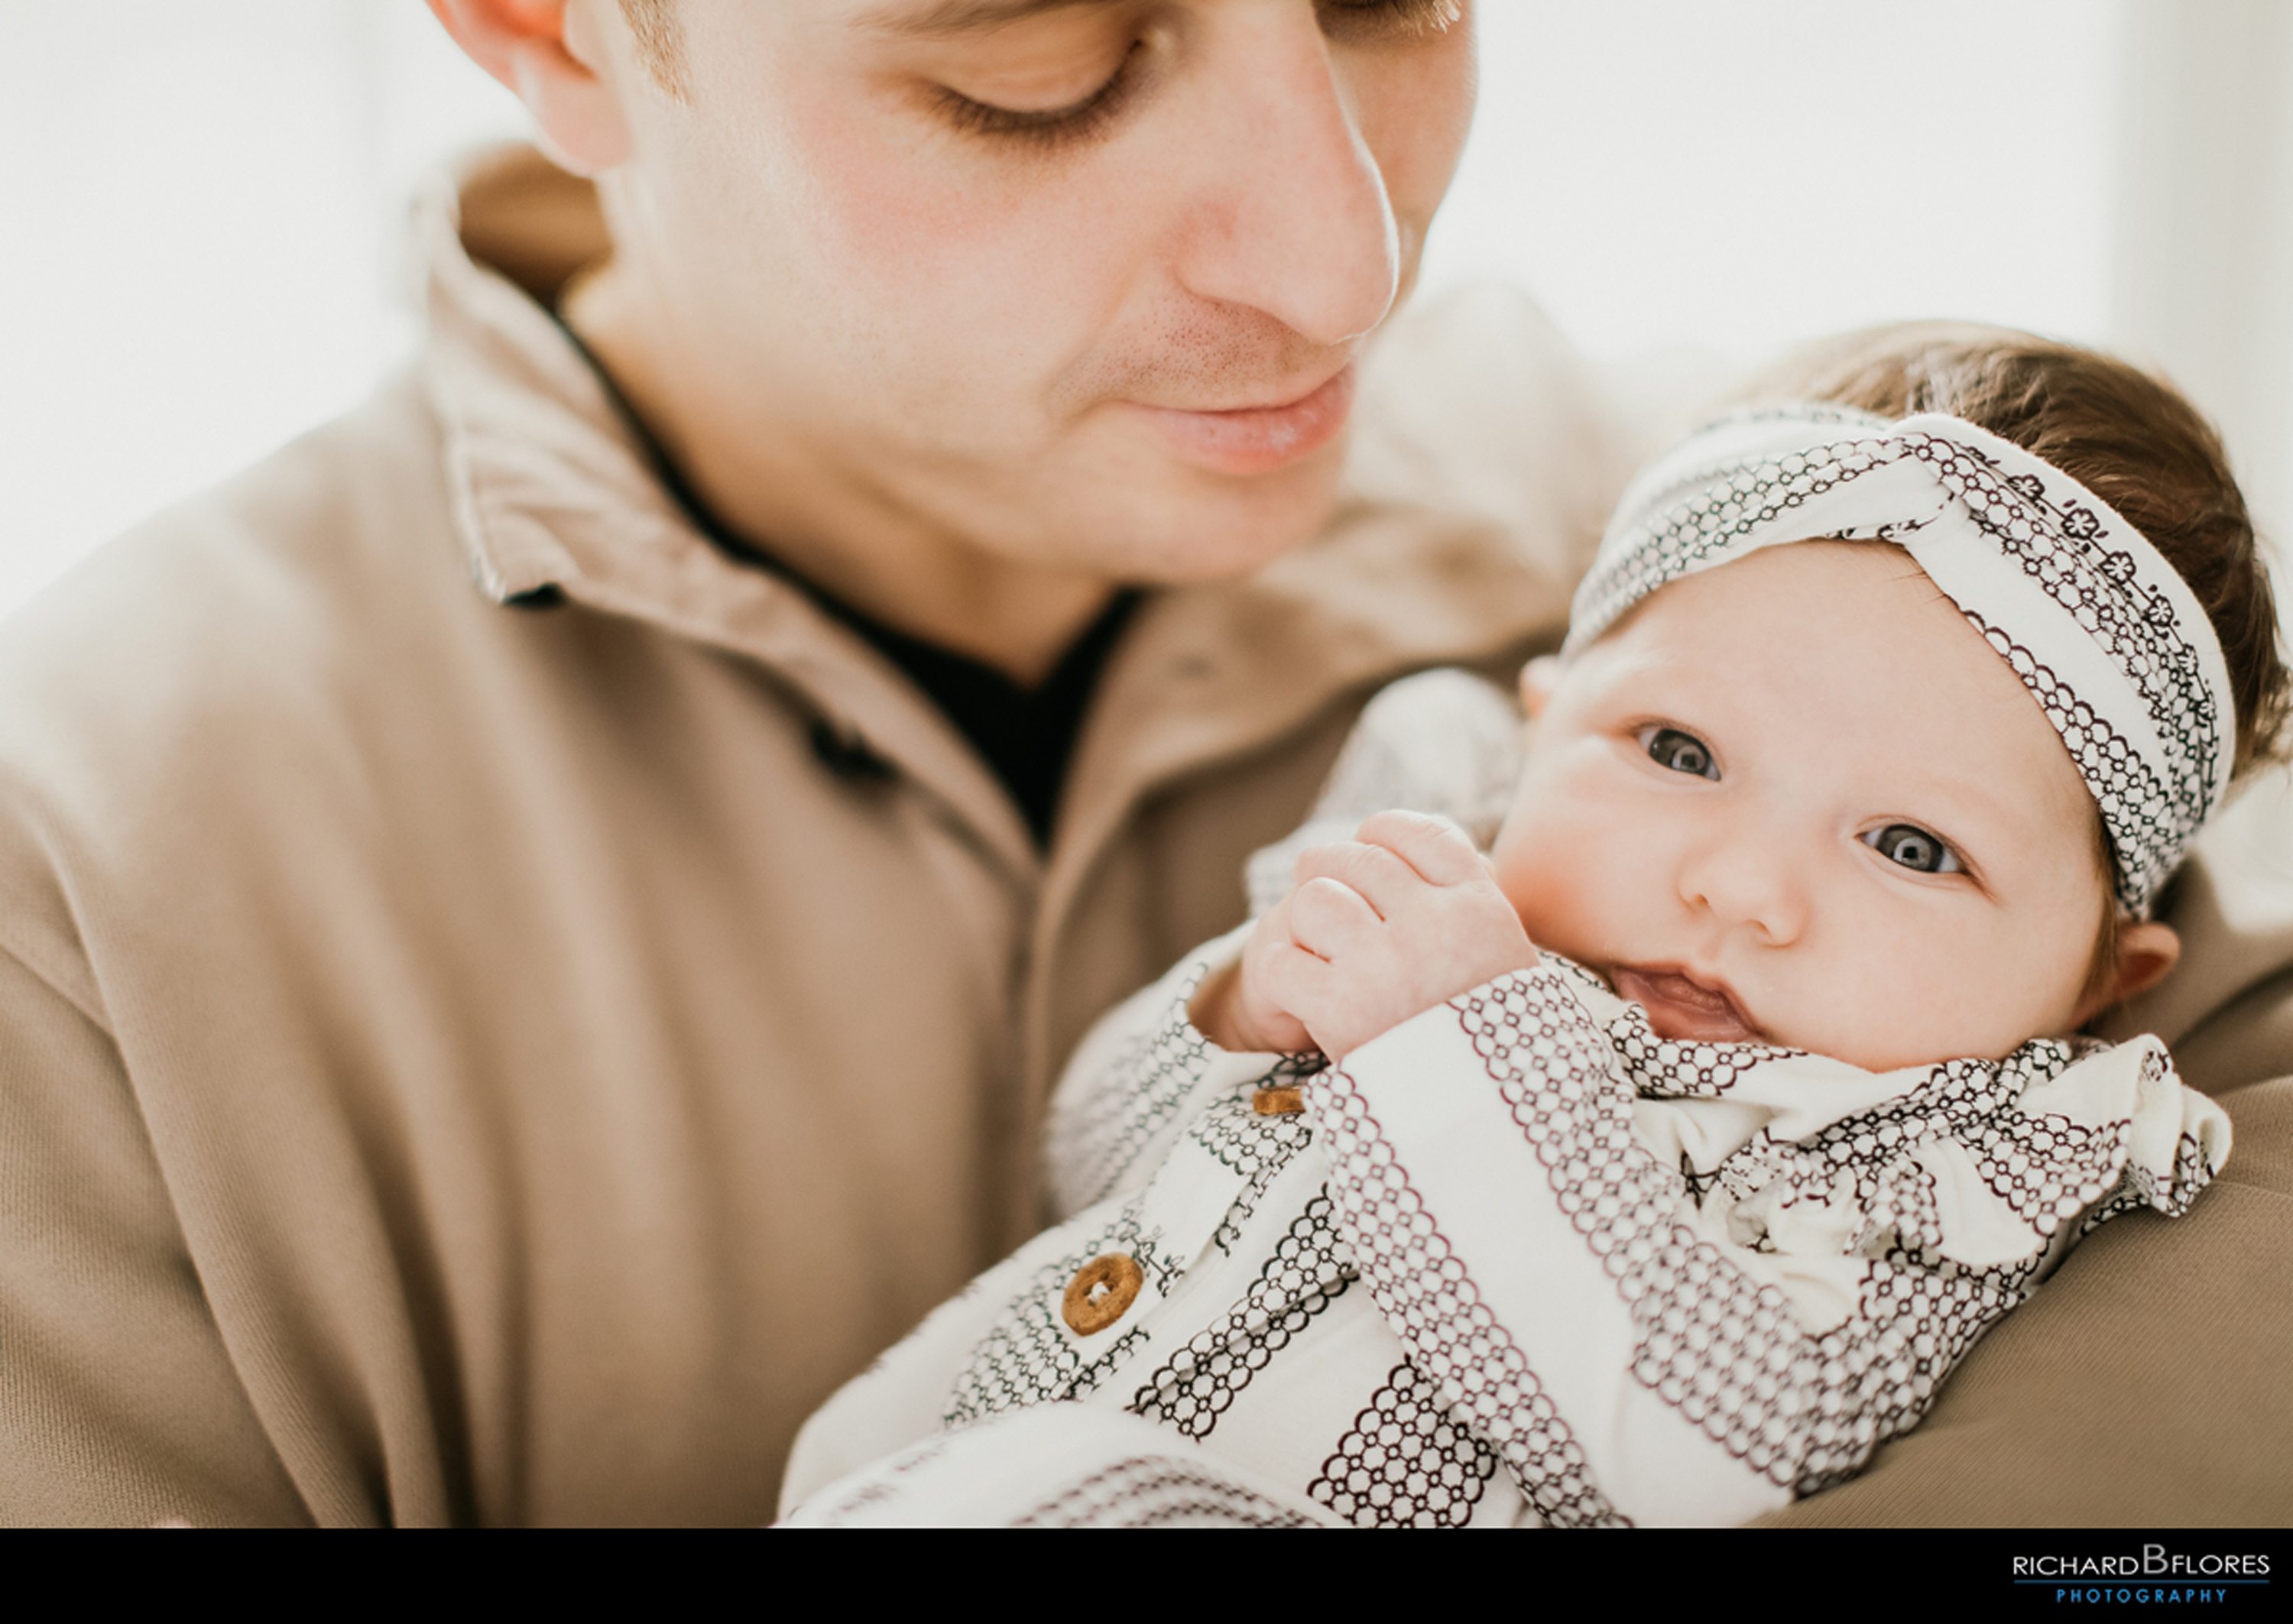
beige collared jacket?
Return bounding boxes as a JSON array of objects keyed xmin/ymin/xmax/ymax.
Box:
[{"xmin": 0, "ymin": 149, "xmax": 1614, "ymax": 1525}]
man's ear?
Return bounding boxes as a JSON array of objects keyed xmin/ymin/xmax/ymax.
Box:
[
  {"xmin": 427, "ymin": 0, "xmax": 634, "ymax": 176},
  {"xmin": 2077, "ymin": 918, "xmax": 2181, "ymax": 1024},
  {"xmin": 1518, "ymin": 655, "xmax": 1563, "ymax": 721}
]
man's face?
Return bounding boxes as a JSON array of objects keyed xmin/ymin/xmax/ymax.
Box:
[
  {"xmin": 1489, "ymin": 543, "xmax": 2116, "ymax": 1073},
  {"xmin": 601, "ymin": 0, "xmax": 1476, "ymax": 584}
]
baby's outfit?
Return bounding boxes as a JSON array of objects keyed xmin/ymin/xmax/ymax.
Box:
[{"xmin": 779, "ymin": 673, "xmax": 2230, "ymax": 1528}]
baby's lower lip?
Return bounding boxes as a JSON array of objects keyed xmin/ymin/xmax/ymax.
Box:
[
  {"xmin": 1611, "ymin": 967, "xmax": 1761, "ymax": 1042},
  {"xmin": 1125, "ymin": 365, "xmax": 1356, "ymax": 476}
]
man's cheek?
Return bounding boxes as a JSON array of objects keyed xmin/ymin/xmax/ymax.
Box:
[
  {"xmin": 815, "ymin": 120, "xmax": 1153, "ymax": 292},
  {"xmin": 1351, "ymin": 51, "xmax": 1476, "ymax": 243}
]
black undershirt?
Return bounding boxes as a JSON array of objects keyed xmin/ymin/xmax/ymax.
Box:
[{"xmin": 549, "ymin": 314, "xmax": 1137, "ymax": 846}]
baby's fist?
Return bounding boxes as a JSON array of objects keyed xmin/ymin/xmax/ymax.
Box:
[{"xmin": 1248, "ymin": 811, "xmax": 1539, "ymax": 1060}]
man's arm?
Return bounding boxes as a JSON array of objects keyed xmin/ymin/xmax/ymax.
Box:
[{"xmin": 0, "ymin": 944, "xmax": 306, "ymax": 1525}]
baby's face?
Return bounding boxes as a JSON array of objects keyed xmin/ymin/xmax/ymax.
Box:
[{"xmin": 1490, "ymin": 541, "xmax": 2114, "ymax": 1071}]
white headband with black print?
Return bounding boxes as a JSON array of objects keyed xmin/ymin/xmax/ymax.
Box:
[{"xmin": 1566, "ymin": 407, "xmax": 2236, "ymax": 917}]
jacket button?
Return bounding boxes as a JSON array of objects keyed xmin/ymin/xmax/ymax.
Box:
[
  {"xmin": 1253, "ymin": 1084, "xmax": 1306, "ymax": 1116},
  {"xmin": 808, "ymin": 718, "xmax": 897, "ymax": 783},
  {"xmin": 1061, "ymin": 1253, "xmax": 1144, "ymax": 1336}
]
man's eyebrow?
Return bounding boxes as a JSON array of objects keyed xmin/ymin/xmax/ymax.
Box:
[{"xmin": 860, "ymin": 0, "xmax": 1125, "ymax": 40}]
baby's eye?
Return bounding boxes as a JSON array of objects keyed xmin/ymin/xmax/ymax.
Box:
[
  {"xmin": 1639, "ymin": 725, "xmax": 1718, "ymax": 780},
  {"xmin": 1860, "ymin": 823, "xmax": 1964, "ymax": 874}
]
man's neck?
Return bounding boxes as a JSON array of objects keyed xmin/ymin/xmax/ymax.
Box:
[{"xmin": 559, "ymin": 264, "xmax": 1119, "ymax": 689}]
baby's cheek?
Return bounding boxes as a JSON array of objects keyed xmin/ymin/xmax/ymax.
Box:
[
  {"xmin": 1815, "ymin": 932, "xmax": 2030, "ymax": 1071},
  {"xmin": 1493, "ymin": 830, "xmax": 1603, "ymax": 961}
]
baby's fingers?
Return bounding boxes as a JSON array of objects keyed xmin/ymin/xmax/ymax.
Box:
[
  {"xmin": 1250, "ymin": 937, "xmax": 1325, "ymax": 1004},
  {"xmin": 1354, "ymin": 809, "xmax": 1485, "ymax": 887},
  {"xmin": 1247, "ymin": 941, "xmax": 1335, "ymax": 1041},
  {"xmin": 1291, "ymin": 840, "xmax": 1426, "ymax": 920},
  {"xmin": 1285, "ymin": 876, "xmax": 1381, "ymax": 960}
]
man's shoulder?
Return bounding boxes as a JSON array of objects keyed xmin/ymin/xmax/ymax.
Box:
[
  {"xmin": 0, "ymin": 369, "xmax": 459, "ymax": 745},
  {"xmin": 0, "ymin": 374, "xmax": 475, "ymax": 977}
]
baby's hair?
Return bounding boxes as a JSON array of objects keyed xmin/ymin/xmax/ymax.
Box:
[{"xmin": 1738, "ymin": 323, "xmax": 2293, "ymax": 1008}]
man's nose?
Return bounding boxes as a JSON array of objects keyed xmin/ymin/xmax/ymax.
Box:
[
  {"xmin": 1173, "ymin": 9, "xmax": 1402, "ymax": 348},
  {"xmin": 1678, "ymin": 816, "xmax": 1808, "ymax": 948}
]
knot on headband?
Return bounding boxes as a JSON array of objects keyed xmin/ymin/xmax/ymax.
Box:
[{"xmin": 1566, "ymin": 407, "xmax": 2235, "ymax": 916}]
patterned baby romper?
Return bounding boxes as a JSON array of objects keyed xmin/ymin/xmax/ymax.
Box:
[{"xmin": 779, "ymin": 672, "xmax": 2229, "ymax": 1528}]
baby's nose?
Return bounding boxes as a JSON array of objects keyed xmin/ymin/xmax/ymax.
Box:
[{"xmin": 1678, "ymin": 830, "xmax": 1808, "ymax": 947}]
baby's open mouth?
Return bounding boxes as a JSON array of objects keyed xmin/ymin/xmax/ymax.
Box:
[{"xmin": 1610, "ymin": 964, "xmax": 1763, "ymax": 1044}]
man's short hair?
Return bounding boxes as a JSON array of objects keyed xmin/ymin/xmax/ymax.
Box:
[{"xmin": 618, "ymin": 0, "xmax": 687, "ymax": 98}]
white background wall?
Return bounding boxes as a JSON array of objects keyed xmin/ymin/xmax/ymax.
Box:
[{"xmin": 2, "ymin": 1, "xmax": 2288, "ymax": 617}]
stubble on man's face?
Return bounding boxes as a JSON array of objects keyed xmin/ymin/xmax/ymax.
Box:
[{"xmin": 602, "ymin": 0, "xmax": 1477, "ymax": 585}]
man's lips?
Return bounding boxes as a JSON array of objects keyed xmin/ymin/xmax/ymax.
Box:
[
  {"xmin": 1610, "ymin": 964, "xmax": 1763, "ymax": 1044},
  {"xmin": 1126, "ymin": 363, "xmax": 1357, "ymax": 477}
]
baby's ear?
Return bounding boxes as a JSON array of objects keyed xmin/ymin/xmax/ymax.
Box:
[
  {"xmin": 2081, "ymin": 918, "xmax": 2182, "ymax": 1023},
  {"xmin": 1518, "ymin": 655, "xmax": 1563, "ymax": 721}
]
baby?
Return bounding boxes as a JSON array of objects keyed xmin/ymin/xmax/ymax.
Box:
[{"xmin": 777, "ymin": 324, "xmax": 2288, "ymax": 1528}]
